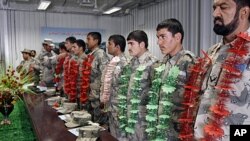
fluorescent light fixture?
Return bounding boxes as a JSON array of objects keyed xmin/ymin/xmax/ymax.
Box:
[
  {"xmin": 103, "ymin": 7, "xmax": 121, "ymax": 14},
  {"xmin": 38, "ymin": 1, "xmax": 51, "ymax": 10}
]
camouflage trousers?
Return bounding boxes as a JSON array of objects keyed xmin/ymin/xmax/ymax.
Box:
[{"xmin": 83, "ymin": 100, "xmax": 109, "ymax": 126}]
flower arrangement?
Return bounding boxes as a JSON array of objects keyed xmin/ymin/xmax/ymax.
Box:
[
  {"xmin": 0, "ymin": 66, "xmax": 33, "ymax": 103},
  {"xmin": 0, "ymin": 65, "xmax": 33, "ymax": 124}
]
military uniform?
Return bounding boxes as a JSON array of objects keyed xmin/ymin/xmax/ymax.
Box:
[
  {"xmin": 86, "ymin": 47, "xmax": 109, "ymax": 124},
  {"xmin": 37, "ymin": 50, "xmax": 57, "ymax": 87},
  {"xmin": 127, "ymin": 51, "xmax": 158, "ymax": 141},
  {"xmin": 194, "ymin": 28, "xmax": 250, "ymax": 141},
  {"xmin": 157, "ymin": 49, "xmax": 195, "ymax": 141},
  {"xmin": 99, "ymin": 53, "xmax": 129, "ymax": 140},
  {"xmin": 17, "ymin": 58, "xmax": 40, "ymax": 82}
]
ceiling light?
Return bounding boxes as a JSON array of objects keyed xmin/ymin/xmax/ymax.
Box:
[
  {"xmin": 103, "ymin": 7, "xmax": 121, "ymax": 14},
  {"xmin": 37, "ymin": 1, "xmax": 51, "ymax": 10}
]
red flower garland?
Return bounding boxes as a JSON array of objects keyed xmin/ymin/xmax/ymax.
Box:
[
  {"xmin": 63, "ymin": 56, "xmax": 71, "ymax": 94},
  {"xmin": 79, "ymin": 55, "xmax": 94, "ymax": 103},
  {"xmin": 178, "ymin": 50, "xmax": 212, "ymax": 141},
  {"xmin": 202, "ymin": 32, "xmax": 250, "ymax": 141},
  {"xmin": 64, "ymin": 56, "xmax": 79, "ymax": 102},
  {"xmin": 54, "ymin": 57, "xmax": 66, "ymax": 83}
]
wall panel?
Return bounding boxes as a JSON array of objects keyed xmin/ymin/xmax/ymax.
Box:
[
  {"xmin": 121, "ymin": 0, "xmax": 220, "ymax": 59},
  {"xmin": 2, "ymin": 11, "xmax": 121, "ymax": 67},
  {"xmin": 1, "ymin": 0, "xmax": 222, "ymax": 67}
]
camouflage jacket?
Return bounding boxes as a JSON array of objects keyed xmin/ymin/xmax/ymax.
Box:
[
  {"xmin": 88, "ymin": 47, "xmax": 110, "ymax": 108},
  {"xmin": 37, "ymin": 50, "xmax": 57, "ymax": 86},
  {"xmin": 194, "ymin": 27, "xmax": 250, "ymax": 141},
  {"xmin": 17, "ymin": 58, "xmax": 40, "ymax": 73}
]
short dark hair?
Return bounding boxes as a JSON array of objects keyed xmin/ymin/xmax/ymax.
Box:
[
  {"xmin": 58, "ymin": 42, "xmax": 67, "ymax": 51},
  {"xmin": 127, "ymin": 30, "xmax": 148, "ymax": 48},
  {"xmin": 87, "ymin": 32, "xmax": 102, "ymax": 45},
  {"xmin": 75, "ymin": 39, "xmax": 86, "ymax": 51},
  {"xmin": 157, "ymin": 18, "xmax": 184, "ymax": 44},
  {"xmin": 233, "ymin": 0, "xmax": 250, "ymax": 22},
  {"xmin": 108, "ymin": 35, "xmax": 126, "ymax": 52},
  {"xmin": 66, "ymin": 36, "xmax": 76, "ymax": 44}
]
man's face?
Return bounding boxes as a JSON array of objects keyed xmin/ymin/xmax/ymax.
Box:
[
  {"xmin": 107, "ymin": 39, "xmax": 117, "ymax": 56},
  {"xmin": 86, "ymin": 35, "xmax": 98, "ymax": 51},
  {"xmin": 44, "ymin": 45, "xmax": 52, "ymax": 52},
  {"xmin": 127, "ymin": 39, "xmax": 143, "ymax": 57},
  {"xmin": 157, "ymin": 28, "xmax": 178, "ymax": 55},
  {"xmin": 72, "ymin": 43, "xmax": 82, "ymax": 56},
  {"xmin": 65, "ymin": 40, "xmax": 73, "ymax": 51},
  {"xmin": 213, "ymin": 0, "xmax": 239, "ymax": 36},
  {"xmin": 22, "ymin": 53, "xmax": 29, "ymax": 60}
]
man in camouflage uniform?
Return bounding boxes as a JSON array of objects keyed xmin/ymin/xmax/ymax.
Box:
[
  {"xmin": 17, "ymin": 48, "xmax": 40, "ymax": 82},
  {"xmin": 37, "ymin": 39, "xmax": 57, "ymax": 87},
  {"xmin": 71, "ymin": 39, "xmax": 87, "ymax": 105},
  {"xmin": 99, "ymin": 35, "xmax": 129, "ymax": 139},
  {"xmin": 155, "ymin": 18, "xmax": 196, "ymax": 141},
  {"xmin": 126, "ymin": 30, "xmax": 158, "ymax": 141},
  {"xmin": 85, "ymin": 32, "xmax": 110, "ymax": 124},
  {"xmin": 194, "ymin": 0, "xmax": 250, "ymax": 140}
]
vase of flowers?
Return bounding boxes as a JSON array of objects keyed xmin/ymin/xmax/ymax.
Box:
[{"xmin": 0, "ymin": 66, "xmax": 33, "ymax": 125}]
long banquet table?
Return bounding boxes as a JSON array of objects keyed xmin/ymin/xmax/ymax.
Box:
[{"xmin": 23, "ymin": 93, "xmax": 118, "ymax": 141}]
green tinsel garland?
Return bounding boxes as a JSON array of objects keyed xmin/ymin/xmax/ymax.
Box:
[
  {"xmin": 125, "ymin": 65, "xmax": 146, "ymax": 134},
  {"xmin": 146, "ymin": 65, "xmax": 180, "ymax": 141},
  {"xmin": 117, "ymin": 65, "xmax": 132, "ymax": 133}
]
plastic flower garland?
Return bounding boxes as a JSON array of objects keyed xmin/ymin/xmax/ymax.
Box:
[
  {"xmin": 202, "ymin": 32, "xmax": 250, "ymax": 141},
  {"xmin": 145, "ymin": 64, "xmax": 165, "ymax": 139},
  {"xmin": 54, "ymin": 56, "xmax": 65, "ymax": 83},
  {"xmin": 101, "ymin": 56, "xmax": 120, "ymax": 103},
  {"xmin": 178, "ymin": 51, "xmax": 212, "ymax": 140},
  {"xmin": 64, "ymin": 56, "xmax": 79, "ymax": 102},
  {"xmin": 146, "ymin": 65, "xmax": 180, "ymax": 141},
  {"xmin": 125, "ymin": 65, "xmax": 146, "ymax": 134},
  {"xmin": 117, "ymin": 65, "xmax": 132, "ymax": 133},
  {"xmin": 80, "ymin": 55, "xmax": 94, "ymax": 103}
]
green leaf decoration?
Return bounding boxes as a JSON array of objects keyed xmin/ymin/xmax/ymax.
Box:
[
  {"xmin": 159, "ymin": 114, "xmax": 170, "ymax": 119},
  {"xmin": 130, "ymin": 110, "xmax": 139, "ymax": 114},
  {"xmin": 146, "ymin": 115, "xmax": 157, "ymax": 122},
  {"xmin": 120, "ymin": 124, "xmax": 126, "ymax": 128},
  {"xmin": 155, "ymin": 64, "xmax": 165, "ymax": 73},
  {"xmin": 118, "ymin": 95, "xmax": 127, "ymax": 99},
  {"xmin": 146, "ymin": 105, "xmax": 158, "ymax": 110},
  {"xmin": 128, "ymin": 118, "xmax": 137, "ymax": 124},
  {"xmin": 131, "ymin": 99, "xmax": 140, "ymax": 104},
  {"xmin": 161, "ymin": 85, "xmax": 176, "ymax": 94},
  {"xmin": 146, "ymin": 128, "xmax": 155, "ymax": 133},
  {"xmin": 156, "ymin": 124, "xmax": 167, "ymax": 129},
  {"xmin": 118, "ymin": 116, "xmax": 126, "ymax": 119},
  {"xmin": 168, "ymin": 66, "xmax": 180, "ymax": 79},
  {"xmin": 125, "ymin": 127, "xmax": 135, "ymax": 134},
  {"xmin": 155, "ymin": 138, "xmax": 166, "ymax": 141},
  {"xmin": 136, "ymin": 65, "xmax": 146, "ymax": 72},
  {"xmin": 133, "ymin": 77, "xmax": 143, "ymax": 81},
  {"xmin": 160, "ymin": 101, "xmax": 173, "ymax": 106}
]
